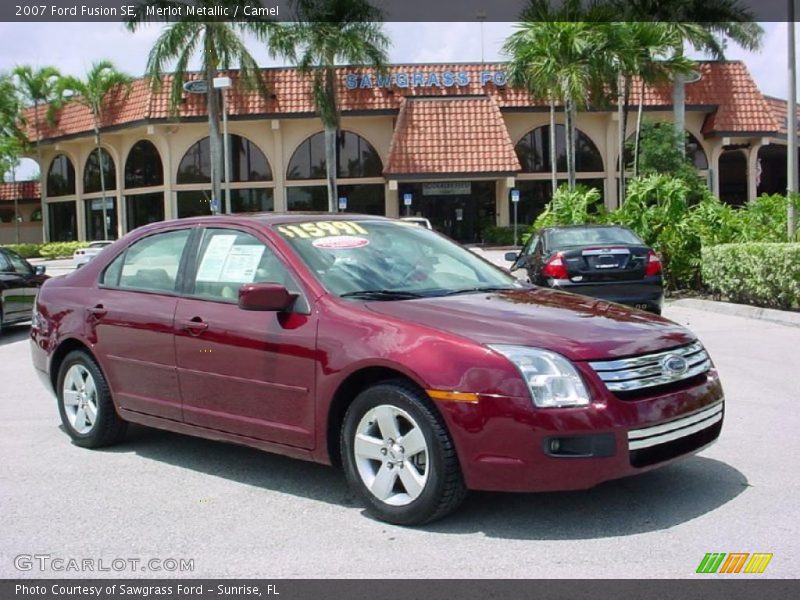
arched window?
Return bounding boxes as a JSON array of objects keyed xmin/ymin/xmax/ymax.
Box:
[
  {"xmin": 125, "ymin": 140, "xmax": 164, "ymax": 188},
  {"xmin": 47, "ymin": 154, "xmax": 76, "ymax": 197},
  {"xmin": 516, "ymin": 125, "xmax": 604, "ymax": 173},
  {"xmin": 620, "ymin": 127, "xmax": 708, "ymax": 170},
  {"xmin": 84, "ymin": 148, "xmax": 116, "ymax": 193},
  {"xmin": 177, "ymin": 135, "xmax": 271, "ymax": 184},
  {"xmin": 286, "ymin": 131, "xmax": 383, "ymax": 180}
]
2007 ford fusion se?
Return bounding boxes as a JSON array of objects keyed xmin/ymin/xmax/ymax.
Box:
[{"xmin": 31, "ymin": 214, "xmax": 724, "ymax": 525}]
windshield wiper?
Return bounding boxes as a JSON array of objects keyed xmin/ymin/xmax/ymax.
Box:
[
  {"xmin": 339, "ymin": 289, "xmax": 426, "ymax": 300},
  {"xmin": 437, "ymin": 286, "xmax": 518, "ymax": 297}
]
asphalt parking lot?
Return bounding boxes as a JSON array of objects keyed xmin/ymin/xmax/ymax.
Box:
[{"xmin": 1, "ymin": 263, "xmax": 798, "ymax": 579}]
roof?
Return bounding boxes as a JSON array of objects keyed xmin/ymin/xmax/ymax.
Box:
[
  {"xmin": 764, "ymin": 96, "xmax": 800, "ymax": 136},
  {"xmin": 0, "ymin": 181, "xmax": 40, "ymax": 202},
  {"xmin": 385, "ymin": 96, "xmax": 520, "ymax": 176},
  {"xmin": 21, "ymin": 61, "xmax": 780, "ymax": 142}
]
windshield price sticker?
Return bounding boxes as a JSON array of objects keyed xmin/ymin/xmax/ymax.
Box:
[
  {"xmin": 278, "ymin": 221, "xmax": 369, "ymax": 239},
  {"xmin": 312, "ymin": 236, "xmax": 371, "ymax": 250}
]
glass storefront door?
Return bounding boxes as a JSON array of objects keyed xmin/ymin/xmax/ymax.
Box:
[{"xmin": 398, "ymin": 181, "xmax": 495, "ymax": 243}]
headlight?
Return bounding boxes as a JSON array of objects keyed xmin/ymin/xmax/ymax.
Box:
[{"xmin": 489, "ymin": 345, "xmax": 590, "ymax": 408}]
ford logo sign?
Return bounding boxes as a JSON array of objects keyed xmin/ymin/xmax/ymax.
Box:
[{"xmin": 661, "ymin": 354, "xmax": 688, "ymax": 376}]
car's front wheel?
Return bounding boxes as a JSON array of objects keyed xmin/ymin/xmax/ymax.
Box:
[
  {"xmin": 57, "ymin": 350, "xmax": 127, "ymax": 448},
  {"xmin": 341, "ymin": 381, "xmax": 466, "ymax": 525}
]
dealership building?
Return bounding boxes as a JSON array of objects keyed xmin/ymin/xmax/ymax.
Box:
[{"xmin": 1, "ymin": 60, "xmax": 797, "ymax": 245}]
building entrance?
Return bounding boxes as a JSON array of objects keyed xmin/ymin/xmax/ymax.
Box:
[{"xmin": 397, "ymin": 181, "xmax": 495, "ymax": 243}]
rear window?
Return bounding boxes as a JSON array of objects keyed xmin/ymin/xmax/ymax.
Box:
[{"xmin": 548, "ymin": 227, "xmax": 643, "ymax": 249}]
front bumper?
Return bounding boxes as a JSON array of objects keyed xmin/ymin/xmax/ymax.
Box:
[{"xmin": 435, "ymin": 369, "xmax": 724, "ymax": 493}]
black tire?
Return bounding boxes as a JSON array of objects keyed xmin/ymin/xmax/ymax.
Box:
[
  {"xmin": 341, "ymin": 380, "xmax": 467, "ymax": 525},
  {"xmin": 56, "ymin": 350, "xmax": 127, "ymax": 448}
]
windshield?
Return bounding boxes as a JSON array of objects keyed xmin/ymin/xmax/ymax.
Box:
[
  {"xmin": 275, "ymin": 219, "xmax": 521, "ymax": 298},
  {"xmin": 548, "ymin": 226, "xmax": 643, "ymax": 249}
]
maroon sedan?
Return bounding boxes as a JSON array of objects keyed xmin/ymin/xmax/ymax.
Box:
[{"xmin": 30, "ymin": 214, "xmax": 723, "ymax": 525}]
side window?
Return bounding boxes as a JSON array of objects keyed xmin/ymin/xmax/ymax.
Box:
[
  {"xmin": 191, "ymin": 229, "xmax": 296, "ymax": 302},
  {"xmin": 0, "ymin": 253, "xmax": 11, "ymax": 272},
  {"xmin": 5, "ymin": 252, "xmax": 32, "ymax": 275},
  {"xmin": 105, "ymin": 229, "xmax": 191, "ymax": 293},
  {"xmin": 521, "ymin": 235, "xmax": 539, "ymax": 257}
]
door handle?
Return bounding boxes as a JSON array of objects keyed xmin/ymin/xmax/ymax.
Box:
[
  {"xmin": 87, "ymin": 305, "xmax": 107, "ymax": 318},
  {"xmin": 180, "ymin": 317, "xmax": 208, "ymax": 335}
]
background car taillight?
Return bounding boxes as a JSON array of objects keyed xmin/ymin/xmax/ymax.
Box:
[
  {"xmin": 645, "ymin": 250, "xmax": 662, "ymax": 277},
  {"xmin": 542, "ymin": 252, "xmax": 568, "ymax": 279}
]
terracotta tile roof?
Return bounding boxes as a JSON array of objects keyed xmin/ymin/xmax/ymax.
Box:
[
  {"xmin": 764, "ymin": 96, "xmax": 800, "ymax": 136},
  {"xmin": 384, "ymin": 96, "xmax": 521, "ymax": 176},
  {"xmin": 0, "ymin": 181, "xmax": 40, "ymax": 202},
  {"xmin": 22, "ymin": 61, "xmax": 779, "ymax": 142}
]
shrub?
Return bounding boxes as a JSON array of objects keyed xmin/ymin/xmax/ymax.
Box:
[
  {"xmin": 702, "ymin": 243, "xmax": 800, "ymax": 310},
  {"xmin": 532, "ymin": 184, "xmax": 605, "ymax": 230},
  {"xmin": 38, "ymin": 241, "xmax": 88, "ymax": 260},
  {"xmin": 610, "ymin": 174, "xmax": 701, "ymax": 289},
  {"xmin": 0, "ymin": 243, "xmax": 42, "ymax": 258},
  {"xmin": 482, "ymin": 225, "xmax": 516, "ymax": 246}
]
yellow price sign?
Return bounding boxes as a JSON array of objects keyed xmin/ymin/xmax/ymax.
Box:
[{"xmin": 277, "ymin": 221, "xmax": 369, "ymax": 239}]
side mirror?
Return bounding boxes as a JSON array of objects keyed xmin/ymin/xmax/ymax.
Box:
[
  {"xmin": 504, "ymin": 252, "xmax": 519, "ymax": 262},
  {"xmin": 238, "ymin": 283, "xmax": 297, "ymax": 312},
  {"xmin": 34, "ymin": 265, "xmax": 46, "ymax": 275}
]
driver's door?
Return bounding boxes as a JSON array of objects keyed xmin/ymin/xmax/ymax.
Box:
[{"xmin": 174, "ymin": 227, "xmax": 317, "ymax": 448}]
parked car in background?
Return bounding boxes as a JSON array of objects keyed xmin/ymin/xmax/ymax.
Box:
[
  {"xmin": 0, "ymin": 247, "xmax": 48, "ymax": 333},
  {"xmin": 31, "ymin": 215, "xmax": 721, "ymax": 525},
  {"xmin": 400, "ymin": 216, "xmax": 433, "ymax": 229},
  {"xmin": 73, "ymin": 241, "xmax": 114, "ymax": 269},
  {"xmin": 507, "ymin": 225, "xmax": 664, "ymax": 314}
]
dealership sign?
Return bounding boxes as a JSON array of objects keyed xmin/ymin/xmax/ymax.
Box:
[
  {"xmin": 422, "ymin": 182, "xmax": 472, "ymax": 196},
  {"xmin": 345, "ymin": 70, "xmax": 507, "ymax": 90}
]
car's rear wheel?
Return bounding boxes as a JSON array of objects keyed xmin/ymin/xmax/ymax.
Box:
[
  {"xmin": 57, "ymin": 350, "xmax": 126, "ymax": 448},
  {"xmin": 341, "ymin": 381, "xmax": 466, "ymax": 525}
]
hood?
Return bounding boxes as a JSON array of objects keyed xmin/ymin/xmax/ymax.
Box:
[{"xmin": 364, "ymin": 288, "xmax": 694, "ymax": 362}]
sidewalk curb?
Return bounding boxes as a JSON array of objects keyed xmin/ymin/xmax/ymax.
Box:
[{"xmin": 669, "ymin": 298, "xmax": 800, "ymax": 328}]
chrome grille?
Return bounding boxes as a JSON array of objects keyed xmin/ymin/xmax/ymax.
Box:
[{"xmin": 589, "ymin": 341, "xmax": 711, "ymax": 392}]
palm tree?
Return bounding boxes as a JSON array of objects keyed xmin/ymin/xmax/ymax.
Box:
[
  {"xmin": 270, "ymin": 0, "xmax": 389, "ymax": 212},
  {"xmin": 59, "ymin": 61, "xmax": 133, "ymax": 240},
  {"xmin": 504, "ymin": 21, "xmax": 561, "ymax": 194},
  {"xmin": 597, "ymin": 22, "xmax": 696, "ymax": 199},
  {"xmin": 126, "ymin": 1, "xmax": 273, "ymax": 214},
  {"xmin": 503, "ymin": 1, "xmax": 610, "ymax": 190},
  {"xmin": 0, "ymin": 72, "xmax": 29, "ymax": 244},
  {"xmin": 611, "ymin": 1, "xmax": 762, "ymax": 153},
  {"xmin": 12, "ymin": 65, "xmax": 61, "ymax": 239}
]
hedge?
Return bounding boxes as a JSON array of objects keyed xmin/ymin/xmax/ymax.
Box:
[
  {"xmin": 701, "ymin": 243, "xmax": 800, "ymax": 310},
  {"xmin": 1, "ymin": 241, "xmax": 89, "ymax": 260}
]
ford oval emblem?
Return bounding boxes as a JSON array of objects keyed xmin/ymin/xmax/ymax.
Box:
[{"xmin": 661, "ymin": 354, "xmax": 688, "ymax": 376}]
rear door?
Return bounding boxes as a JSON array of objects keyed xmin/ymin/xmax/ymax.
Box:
[
  {"xmin": 174, "ymin": 227, "xmax": 318, "ymax": 448},
  {"xmin": 88, "ymin": 228, "xmax": 193, "ymax": 420}
]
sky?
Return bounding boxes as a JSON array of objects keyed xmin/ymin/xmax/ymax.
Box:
[{"xmin": 0, "ymin": 21, "xmax": 792, "ymax": 179}]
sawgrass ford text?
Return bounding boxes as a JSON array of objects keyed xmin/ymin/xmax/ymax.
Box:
[{"xmin": 14, "ymin": 4, "xmax": 280, "ymax": 17}]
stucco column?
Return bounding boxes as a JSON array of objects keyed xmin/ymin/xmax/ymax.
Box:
[
  {"xmin": 40, "ymin": 151, "xmax": 49, "ymax": 243},
  {"xmin": 496, "ymin": 178, "xmax": 510, "ymax": 227},
  {"xmin": 747, "ymin": 141, "xmax": 763, "ymax": 202},
  {"xmin": 605, "ymin": 114, "xmax": 619, "ymax": 210},
  {"xmin": 162, "ymin": 130, "xmax": 175, "ymax": 220},
  {"xmin": 385, "ymin": 182, "xmax": 399, "ymax": 218},
  {"xmin": 709, "ymin": 143, "xmax": 725, "ymax": 198},
  {"xmin": 113, "ymin": 142, "xmax": 125, "ymax": 237},
  {"xmin": 271, "ymin": 121, "xmax": 286, "ymax": 212}
]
